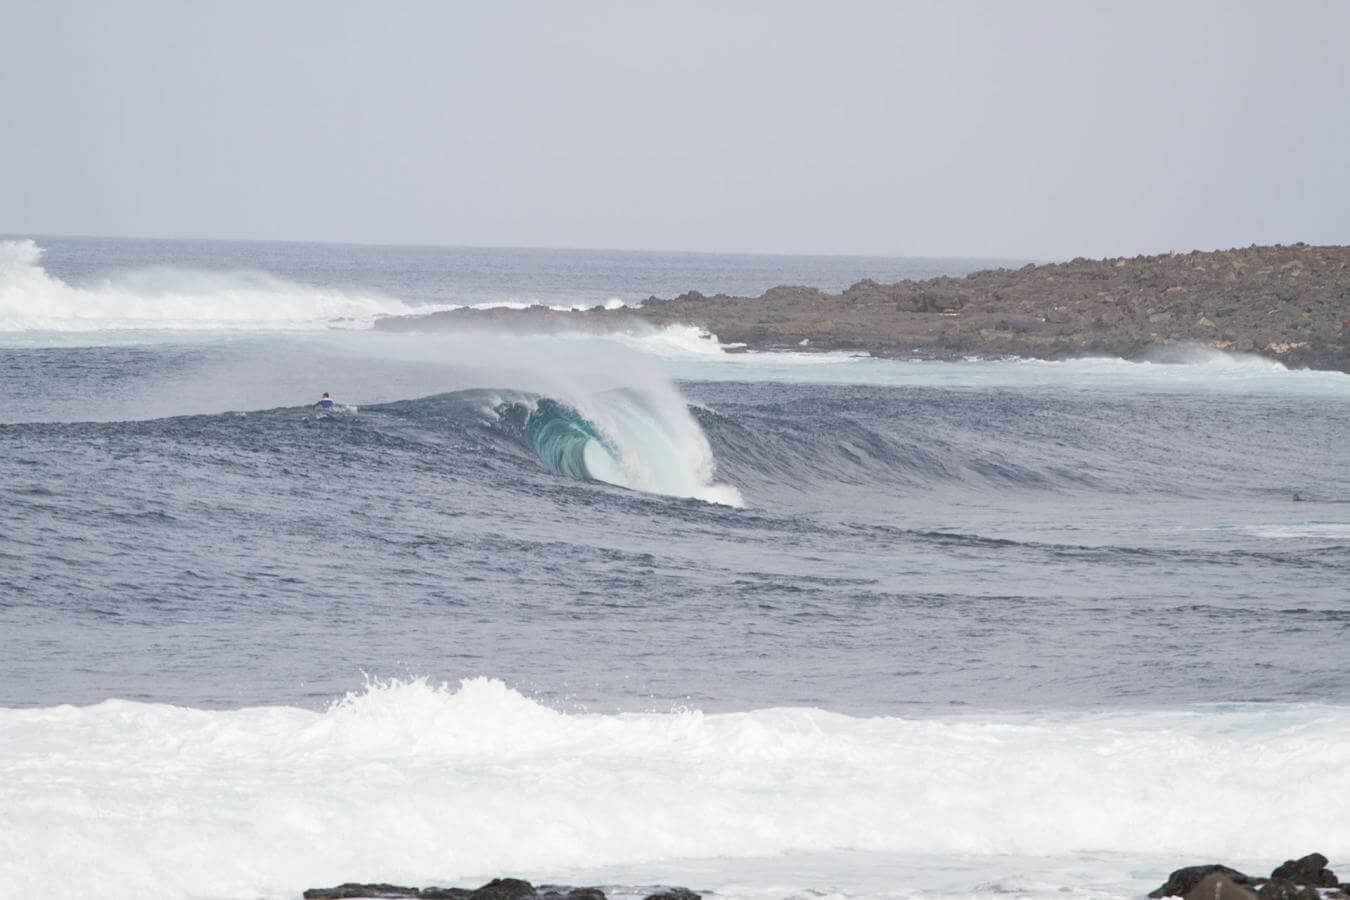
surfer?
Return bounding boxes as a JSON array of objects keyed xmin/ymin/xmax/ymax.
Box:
[
  {"xmin": 315, "ymin": 392, "xmax": 334, "ymax": 410},
  {"xmin": 1292, "ymin": 492, "xmax": 1305, "ymax": 502}
]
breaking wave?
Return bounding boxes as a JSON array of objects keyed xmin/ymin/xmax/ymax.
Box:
[
  {"xmin": 0, "ymin": 239, "xmax": 456, "ymax": 331},
  {"xmin": 480, "ymin": 389, "xmax": 742, "ymax": 506},
  {"xmin": 3, "ymin": 677, "xmax": 1349, "ymax": 899}
]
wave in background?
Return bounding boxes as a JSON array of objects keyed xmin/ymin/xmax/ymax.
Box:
[
  {"xmin": 0, "ymin": 240, "xmax": 638, "ymax": 332},
  {"xmin": 0, "ymin": 239, "xmax": 444, "ymax": 330},
  {"xmin": 2, "ymin": 678, "xmax": 1347, "ymax": 900}
]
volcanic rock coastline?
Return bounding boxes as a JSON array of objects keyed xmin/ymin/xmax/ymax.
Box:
[
  {"xmin": 303, "ymin": 878, "xmax": 697, "ymax": 900},
  {"xmin": 303, "ymin": 856, "xmax": 1349, "ymax": 900},
  {"xmin": 374, "ymin": 244, "xmax": 1350, "ymax": 372},
  {"xmin": 1149, "ymin": 852, "xmax": 1347, "ymax": 900}
]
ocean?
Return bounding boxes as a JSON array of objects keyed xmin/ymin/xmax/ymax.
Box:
[{"xmin": 1, "ymin": 236, "xmax": 1348, "ymax": 900}]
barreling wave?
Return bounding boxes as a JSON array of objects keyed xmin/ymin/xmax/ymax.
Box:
[
  {"xmin": 0, "ymin": 239, "xmax": 457, "ymax": 331},
  {"xmin": 4, "ymin": 677, "xmax": 1350, "ymax": 899},
  {"xmin": 483, "ymin": 389, "xmax": 742, "ymax": 506}
]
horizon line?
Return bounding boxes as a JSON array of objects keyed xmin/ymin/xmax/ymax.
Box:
[{"xmin": 0, "ymin": 229, "xmax": 1036, "ymax": 265}]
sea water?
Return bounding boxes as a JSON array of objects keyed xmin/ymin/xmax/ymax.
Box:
[{"xmin": 1, "ymin": 236, "xmax": 1348, "ymax": 900}]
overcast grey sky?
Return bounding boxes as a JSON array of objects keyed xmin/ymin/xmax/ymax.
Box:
[{"xmin": 2, "ymin": 1, "xmax": 1347, "ymax": 259}]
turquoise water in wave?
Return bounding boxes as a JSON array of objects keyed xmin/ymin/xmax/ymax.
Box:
[{"xmin": 1, "ymin": 237, "xmax": 1348, "ymax": 900}]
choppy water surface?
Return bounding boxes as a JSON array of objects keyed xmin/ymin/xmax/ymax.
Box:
[{"xmin": 1, "ymin": 237, "xmax": 1348, "ymax": 900}]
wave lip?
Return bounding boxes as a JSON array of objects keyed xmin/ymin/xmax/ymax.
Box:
[
  {"xmin": 4, "ymin": 678, "xmax": 1350, "ymax": 899},
  {"xmin": 0, "ymin": 239, "xmax": 457, "ymax": 332}
]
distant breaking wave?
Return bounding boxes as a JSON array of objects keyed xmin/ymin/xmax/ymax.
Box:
[
  {"xmin": 0, "ymin": 239, "xmax": 456, "ymax": 330},
  {"xmin": 0, "ymin": 240, "xmax": 630, "ymax": 332}
]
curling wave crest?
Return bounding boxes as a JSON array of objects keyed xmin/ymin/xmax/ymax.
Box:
[
  {"xmin": 3, "ymin": 678, "xmax": 1350, "ymax": 899},
  {"xmin": 482, "ymin": 388, "xmax": 742, "ymax": 506}
]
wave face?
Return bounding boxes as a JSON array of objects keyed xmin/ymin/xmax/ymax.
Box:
[
  {"xmin": 690, "ymin": 381, "xmax": 1350, "ymax": 500},
  {"xmin": 3, "ymin": 678, "xmax": 1349, "ymax": 900},
  {"xmin": 0, "ymin": 239, "xmax": 456, "ymax": 331}
]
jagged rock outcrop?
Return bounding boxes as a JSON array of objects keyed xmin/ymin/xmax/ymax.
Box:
[
  {"xmin": 1150, "ymin": 852, "xmax": 1350, "ymax": 899},
  {"xmin": 1151, "ymin": 865, "xmax": 1261, "ymax": 898},
  {"xmin": 1270, "ymin": 852, "xmax": 1339, "ymax": 887}
]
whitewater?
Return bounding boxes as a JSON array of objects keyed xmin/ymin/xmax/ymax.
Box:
[
  {"xmin": 2, "ymin": 237, "xmax": 1348, "ymax": 900},
  {"xmin": 5, "ymin": 678, "xmax": 1350, "ymax": 900}
]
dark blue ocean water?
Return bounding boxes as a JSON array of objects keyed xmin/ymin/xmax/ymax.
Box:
[{"xmin": 2, "ymin": 236, "xmax": 1348, "ymax": 715}]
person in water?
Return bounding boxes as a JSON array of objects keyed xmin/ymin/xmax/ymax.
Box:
[{"xmin": 315, "ymin": 392, "xmax": 334, "ymax": 410}]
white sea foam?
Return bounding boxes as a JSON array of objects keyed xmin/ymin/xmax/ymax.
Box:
[
  {"xmin": 2, "ymin": 678, "xmax": 1348, "ymax": 900},
  {"xmin": 540, "ymin": 323, "xmax": 1347, "ymax": 398},
  {"xmin": 465, "ymin": 297, "xmax": 628, "ymax": 312},
  {"xmin": 578, "ymin": 323, "xmax": 744, "ymax": 358},
  {"xmin": 1239, "ymin": 522, "xmax": 1350, "ymax": 539},
  {"xmin": 0, "ymin": 239, "xmax": 457, "ymax": 331},
  {"xmin": 651, "ymin": 343, "xmax": 1350, "ymax": 396}
]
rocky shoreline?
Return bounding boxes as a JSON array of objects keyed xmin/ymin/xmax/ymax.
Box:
[
  {"xmin": 374, "ymin": 243, "xmax": 1350, "ymax": 373},
  {"xmin": 304, "ymin": 855, "xmax": 1347, "ymax": 900},
  {"xmin": 303, "ymin": 878, "xmax": 697, "ymax": 900},
  {"xmin": 1149, "ymin": 852, "xmax": 1347, "ymax": 900}
]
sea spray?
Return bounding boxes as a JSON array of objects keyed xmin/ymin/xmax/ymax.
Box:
[{"xmin": 0, "ymin": 239, "xmax": 458, "ymax": 331}]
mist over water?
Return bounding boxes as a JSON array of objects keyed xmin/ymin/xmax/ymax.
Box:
[{"xmin": 2, "ymin": 238, "xmax": 1348, "ymax": 900}]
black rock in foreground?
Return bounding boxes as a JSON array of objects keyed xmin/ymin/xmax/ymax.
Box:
[
  {"xmin": 1149, "ymin": 852, "xmax": 1349, "ymax": 899},
  {"xmin": 303, "ymin": 878, "xmax": 701, "ymax": 900},
  {"xmin": 306, "ymin": 860, "xmax": 1347, "ymax": 900},
  {"xmin": 1149, "ymin": 865, "xmax": 1260, "ymax": 898}
]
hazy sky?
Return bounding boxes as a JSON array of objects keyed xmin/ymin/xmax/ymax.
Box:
[{"xmin": 3, "ymin": 1, "xmax": 1347, "ymax": 259}]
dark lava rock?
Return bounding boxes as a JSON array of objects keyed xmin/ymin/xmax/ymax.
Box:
[
  {"xmin": 1185, "ymin": 874, "xmax": 1258, "ymax": 900},
  {"xmin": 1258, "ymin": 880, "xmax": 1320, "ymax": 900},
  {"xmin": 540, "ymin": 890, "xmax": 607, "ymax": 900},
  {"xmin": 468, "ymin": 879, "xmax": 540, "ymax": 900},
  {"xmin": 304, "ymin": 881, "xmax": 613, "ymax": 900},
  {"xmin": 1151, "ymin": 865, "xmax": 1258, "ymax": 897},
  {"xmin": 1270, "ymin": 853, "xmax": 1339, "ymax": 887},
  {"xmin": 642, "ymin": 890, "xmax": 701, "ymax": 900},
  {"xmin": 304, "ymin": 885, "xmax": 426, "ymax": 899}
]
